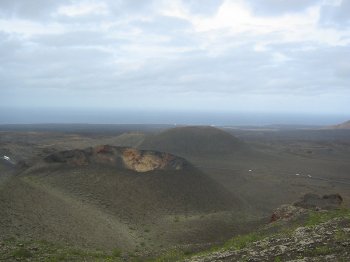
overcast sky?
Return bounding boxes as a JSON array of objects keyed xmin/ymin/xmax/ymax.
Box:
[{"xmin": 0, "ymin": 0, "xmax": 350, "ymax": 121}]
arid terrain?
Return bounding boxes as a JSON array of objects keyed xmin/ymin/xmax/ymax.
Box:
[{"xmin": 1, "ymin": 123, "xmax": 350, "ymax": 261}]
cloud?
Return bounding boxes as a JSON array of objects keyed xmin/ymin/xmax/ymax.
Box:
[
  {"xmin": 182, "ymin": 0, "xmax": 224, "ymax": 15},
  {"xmin": 57, "ymin": 1, "xmax": 109, "ymax": 17},
  {"xmin": 245, "ymin": 0, "xmax": 321, "ymax": 16},
  {"xmin": 0, "ymin": 0, "xmax": 350, "ymax": 115},
  {"xmin": 0, "ymin": 0, "xmax": 72, "ymax": 20},
  {"xmin": 319, "ymin": 0, "xmax": 350, "ymax": 28}
]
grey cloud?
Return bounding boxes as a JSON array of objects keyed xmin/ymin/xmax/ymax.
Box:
[
  {"xmin": 130, "ymin": 15, "xmax": 197, "ymax": 49},
  {"xmin": 0, "ymin": 0, "xmax": 72, "ymax": 19},
  {"xmin": 259, "ymin": 43, "xmax": 350, "ymax": 90},
  {"xmin": 319, "ymin": 0, "xmax": 350, "ymax": 28},
  {"xmin": 106, "ymin": 0, "xmax": 217, "ymax": 28},
  {"xmin": 131, "ymin": 15, "xmax": 191, "ymax": 34},
  {"xmin": 107, "ymin": 0, "xmax": 156, "ymax": 16},
  {"xmin": 98, "ymin": 46, "xmax": 277, "ymax": 95},
  {"xmin": 245, "ymin": 0, "xmax": 321, "ymax": 16},
  {"xmin": 0, "ymin": 41, "xmax": 115, "ymax": 93},
  {"xmin": 182, "ymin": 0, "xmax": 224, "ymax": 16},
  {"xmin": 335, "ymin": 62, "xmax": 350, "ymax": 79},
  {"xmin": 2, "ymin": 30, "xmax": 348, "ymax": 98},
  {"xmin": 0, "ymin": 0, "xmax": 350, "ymax": 114},
  {"xmin": 30, "ymin": 30, "xmax": 127, "ymax": 47},
  {"xmin": 0, "ymin": 32, "xmax": 22, "ymax": 62}
]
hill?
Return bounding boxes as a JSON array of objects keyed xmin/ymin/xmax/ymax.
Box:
[
  {"xmin": 140, "ymin": 126, "xmax": 246, "ymax": 156},
  {"xmin": 328, "ymin": 120, "xmax": 350, "ymax": 129},
  {"xmin": 112, "ymin": 132, "xmax": 146, "ymax": 147},
  {"xmin": 0, "ymin": 145, "xmax": 241, "ymax": 252},
  {"xmin": 2, "ymin": 193, "xmax": 348, "ymax": 261}
]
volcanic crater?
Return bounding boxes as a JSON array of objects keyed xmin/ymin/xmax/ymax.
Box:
[{"xmin": 44, "ymin": 145, "xmax": 187, "ymax": 172}]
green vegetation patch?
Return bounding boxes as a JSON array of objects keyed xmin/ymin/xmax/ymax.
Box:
[
  {"xmin": 306, "ymin": 208, "xmax": 350, "ymax": 227},
  {"xmin": 175, "ymin": 208, "xmax": 350, "ymax": 261},
  {"xmin": 223, "ymin": 232, "xmax": 263, "ymax": 250},
  {"xmin": 12, "ymin": 247, "xmax": 33, "ymax": 259},
  {"xmin": 274, "ymin": 257, "xmax": 282, "ymax": 262},
  {"xmin": 0, "ymin": 238, "xmax": 123, "ymax": 262},
  {"xmin": 112, "ymin": 248, "xmax": 122, "ymax": 258},
  {"xmin": 335, "ymin": 229, "xmax": 349, "ymax": 241},
  {"xmin": 306, "ymin": 245, "xmax": 335, "ymax": 257},
  {"xmin": 152, "ymin": 249, "xmax": 187, "ymax": 262}
]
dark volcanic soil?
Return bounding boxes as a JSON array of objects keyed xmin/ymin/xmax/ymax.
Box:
[{"xmin": 1, "ymin": 124, "xmax": 350, "ymax": 258}]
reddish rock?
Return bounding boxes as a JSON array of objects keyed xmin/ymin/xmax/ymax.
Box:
[
  {"xmin": 44, "ymin": 145, "xmax": 187, "ymax": 173},
  {"xmin": 270, "ymin": 193, "xmax": 343, "ymax": 223}
]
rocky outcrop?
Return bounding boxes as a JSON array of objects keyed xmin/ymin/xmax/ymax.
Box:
[
  {"xmin": 188, "ymin": 216, "xmax": 350, "ymax": 262},
  {"xmin": 329, "ymin": 120, "xmax": 350, "ymax": 129},
  {"xmin": 187, "ymin": 194, "xmax": 349, "ymax": 262},
  {"xmin": 44, "ymin": 145, "xmax": 187, "ymax": 172},
  {"xmin": 121, "ymin": 148, "xmax": 183, "ymax": 172},
  {"xmin": 269, "ymin": 193, "xmax": 343, "ymax": 223},
  {"xmin": 294, "ymin": 193, "xmax": 343, "ymax": 210},
  {"xmin": 269, "ymin": 204, "xmax": 307, "ymax": 223}
]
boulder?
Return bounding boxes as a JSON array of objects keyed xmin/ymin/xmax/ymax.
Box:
[{"xmin": 294, "ymin": 193, "xmax": 343, "ymax": 210}]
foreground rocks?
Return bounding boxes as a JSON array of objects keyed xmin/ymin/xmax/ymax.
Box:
[
  {"xmin": 188, "ymin": 217, "xmax": 350, "ymax": 261},
  {"xmin": 186, "ymin": 194, "xmax": 350, "ymax": 262},
  {"xmin": 44, "ymin": 145, "xmax": 187, "ymax": 172},
  {"xmin": 270, "ymin": 193, "xmax": 343, "ymax": 223}
]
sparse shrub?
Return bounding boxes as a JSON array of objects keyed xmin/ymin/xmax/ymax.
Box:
[
  {"xmin": 308, "ymin": 246, "xmax": 334, "ymax": 256},
  {"xmin": 274, "ymin": 256, "xmax": 282, "ymax": 262},
  {"xmin": 68, "ymin": 249, "xmax": 86, "ymax": 256},
  {"xmin": 12, "ymin": 248, "xmax": 33, "ymax": 259},
  {"xmin": 4, "ymin": 236, "xmax": 15, "ymax": 243},
  {"xmin": 223, "ymin": 232, "xmax": 262, "ymax": 250},
  {"xmin": 316, "ymin": 246, "xmax": 333, "ymax": 255},
  {"xmin": 335, "ymin": 229, "xmax": 348, "ymax": 241},
  {"xmin": 154, "ymin": 249, "xmax": 186, "ymax": 262},
  {"xmin": 112, "ymin": 248, "xmax": 122, "ymax": 257},
  {"xmin": 183, "ymin": 249, "xmax": 193, "ymax": 256},
  {"xmin": 174, "ymin": 216, "xmax": 180, "ymax": 223},
  {"xmin": 130, "ymin": 256, "xmax": 143, "ymax": 262},
  {"xmin": 306, "ymin": 208, "xmax": 350, "ymax": 227},
  {"xmin": 53, "ymin": 253, "xmax": 67, "ymax": 261}
]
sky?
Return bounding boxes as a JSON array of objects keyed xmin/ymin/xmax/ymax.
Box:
[{"xmin": 0, "ymin": 0, "xmax": 350, "ymax": 124}]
